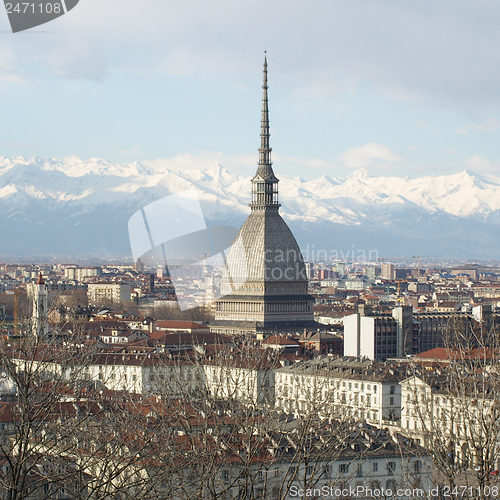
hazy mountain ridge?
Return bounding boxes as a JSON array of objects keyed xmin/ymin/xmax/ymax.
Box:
[{"xmin": 0, "ymin": 156, "xmax": 499, "ymax": 258}]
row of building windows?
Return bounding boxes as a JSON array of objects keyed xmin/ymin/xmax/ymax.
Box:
[
  {"xmin": 220, "ymin": 459, "xmax": 422, "ymax": 483},
  {"xmin": 279, "ymin": 376, "xmax": 382, "ymax": 394}
]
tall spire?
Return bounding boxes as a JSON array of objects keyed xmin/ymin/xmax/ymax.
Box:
[
  {"xmin": 251, "ymin": 53, "xmax": 279, "ymax": 209},
  {"xmin": 259, "ymin": 52, "xmax": 271, "ymax": 167}
]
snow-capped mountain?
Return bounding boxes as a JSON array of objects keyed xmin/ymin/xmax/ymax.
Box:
[{"xmin": 0, "ymin": 156, "xmax": 499, "ymax": 259}]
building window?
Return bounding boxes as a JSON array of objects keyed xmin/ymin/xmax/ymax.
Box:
[
  {"xmin": 390, "ymin": 397, "xmax": 394, "ymax": 405},
  {"xmin": 356, "ymin": 465, "xmax": 363, "ymax": 477},
  {"xmin": 222, "ymin": 470, "xmax": 229, "ymax": 483},
  {"xmin": 414, "ymin": 460, "xmax": 422, "ymax": 473},
  {"xmin": 339, "ymin": 464, "xmax": 349, "ymax": 473},
  {"xmin": 373, "ymin": 462, "xmax": 378, "ymax": 472},
  {"xmin": 390, "ymin": 385, "xmax": 395, "ymax": 394},
  {"xmin": 387, "ymin": 462, "xmax": 396, "ymax": 475}
]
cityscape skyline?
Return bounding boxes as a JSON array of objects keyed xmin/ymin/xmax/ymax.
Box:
[{"xmin": 1, "ymin": 3, "xmax": 500, "ymax": 498}]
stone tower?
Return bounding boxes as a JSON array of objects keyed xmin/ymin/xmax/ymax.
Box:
[
  {"xmin": 28, "ymin": 272, "xmax": 49, "ymax": 338},
  {"xmin": 211, "ymin": 56, "xmax": 315, "ymax": 338}
]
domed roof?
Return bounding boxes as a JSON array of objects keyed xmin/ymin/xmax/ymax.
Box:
[{"xmin": 224, "ymin": 210, "xmax": 307, "ymax": 284}]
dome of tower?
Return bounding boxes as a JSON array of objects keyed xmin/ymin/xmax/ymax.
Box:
[{"xmin": 224, "ymin": 210, "xmax": 307, "ymax": 284}]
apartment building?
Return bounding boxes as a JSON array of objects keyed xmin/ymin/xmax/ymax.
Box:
[
  {"xmin": 400, "ymin": 374, "xmax": 499, "ymax": 469},
  {"xmin": 87, "ymin": 283, "xmax": 131, "ymax": 305},
  {"xmin": 344, "ymin": 306, "xmax": 480, "ymax": 360},
  {"xmin": 274, "ymin": 356, "xmax": 403, "ymax": 425}
]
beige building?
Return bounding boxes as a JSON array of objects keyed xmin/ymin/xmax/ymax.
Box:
[
  {"xmin": 202, "ymin": 359, "xmax": 275, "ymax": 405},
  {"xmin": 381, "ymin": 263, "xmax": 395, "ymax": 280},
  {"xmin": 87, "ymin": 283, "xmax": 131, "ymax": 306},
  {"xmin": 64, "ymin": 266, "xmax": 102, "ymax": 281}
]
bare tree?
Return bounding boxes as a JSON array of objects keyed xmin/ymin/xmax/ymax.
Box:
[
  {"xmin": 402, "ymin": 312, "xmax": 500, "ymax": 498},
  {"xmin": 0, "ymin": 295, "xmax": 432, "ymax": 499}
]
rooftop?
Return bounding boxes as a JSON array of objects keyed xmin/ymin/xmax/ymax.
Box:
[{"xmin": 276, "ymin": 355, "xmax": 406, "ymax": 382}]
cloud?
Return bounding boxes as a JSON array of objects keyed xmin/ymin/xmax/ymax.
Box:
[
  {"xmin": 466, "ymin": 154, "xmax": 496, "ymax": 173},
  {"xmin": 41, "ymin": 41, "xmax": 107, "ymax": 81},
  {"xmin": 0, "ymin": 47, "xmax": 28, "ymax": 85},
  {"xmin": 115, "ymin": 146, "xmax": 143, "ymax": 157},
  {"xmin": 142, "ymin": 152, "xmax": 337, "ymax": 178},
  {"xmin": 473, "ymin": 118, "xmax": 499, "ymax": 132},
  {"xmin": 143, "ymin": 153, "xmax": 225, "ymax": 172},
  {"xmin": 2, "ymin": 0, "xmax": 500, "ymax": 108},
  {"xmin": 273, "ymin": 154, "xmax": 335, "ymax": 170},
  {"xmin": 454, "ymin": 118, "xmax": 499, "ymax": 135},
  {"xmin": 341, "ymin": 143, "xmax": 402, "ymax": 169}
]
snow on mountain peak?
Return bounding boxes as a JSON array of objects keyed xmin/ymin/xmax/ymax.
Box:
[
  {"xmin": 2, "ymin": 155, "xmax": 500, "ymax": 257},
  {"xmin": 0, "ymin": 155, "xmax": 499, "ymax": 222},
  {"xmin": 347, "ymin": 168, "xmax": 369, "ymax": 179}
]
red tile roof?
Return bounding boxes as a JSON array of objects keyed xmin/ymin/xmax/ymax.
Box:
[
  {"xmin": 261, "ymin": 335, "xmax": 300, "ymax": 346},
  {"xmin": 416, "ymin": 347, "xmax": 500, "ymax": 360}
]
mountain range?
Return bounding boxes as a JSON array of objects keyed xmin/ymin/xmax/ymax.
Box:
[{"xmin": 0, "ymin": 156, "xmax": 499, "ymax": 260}]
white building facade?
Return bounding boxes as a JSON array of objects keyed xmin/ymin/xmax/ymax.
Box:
[{"xmin": 274, "ymin": 357, "xmax": 402, "ymax": 425}]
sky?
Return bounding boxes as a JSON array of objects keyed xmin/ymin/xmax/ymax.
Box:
[{"xmin": 0, "ymin": 0, "xmax": 500, "ymax": 179}]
